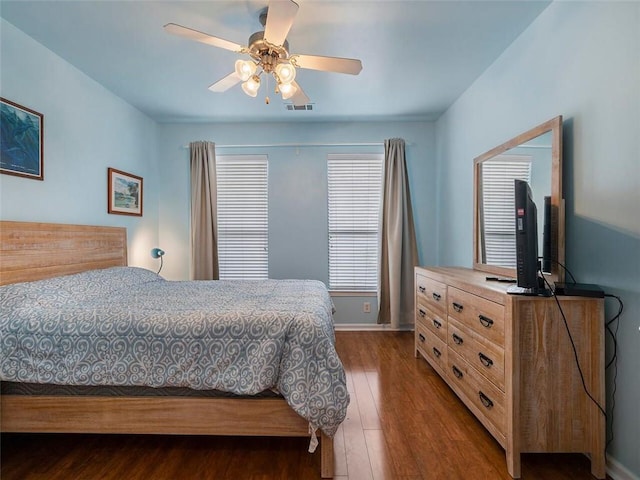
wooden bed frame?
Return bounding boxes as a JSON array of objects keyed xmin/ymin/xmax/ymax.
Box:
[{"xmin": 0, "ymin": 220, "xmax": 334, "ymax": 478}]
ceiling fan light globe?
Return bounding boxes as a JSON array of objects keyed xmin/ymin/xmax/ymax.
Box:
[
  {"xmin": 280, "ymin": 82, "xmax": 297, "ymax": 100},
  {"xmin": 242, "ymin": 76, "xmax": 261, "ymax": 97},
  {"xmin": 235, "ymin": 59, "xmax": 256, "ymax": 82},
  {"xmin": 275, "ymin": 63, "xmax": 296, "ymax": 84},
  {"xmin": 241, "ymin": 82, "xmax": 258, "ymax": 97}
]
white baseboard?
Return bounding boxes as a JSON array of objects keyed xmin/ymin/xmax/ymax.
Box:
[
  {"xmin": 334, "ymin": 323, "xmax": 414, "ymax": 331},
  {"xmin": 607, "ymin": 455, "xmax": 640, "ymax": 480}
]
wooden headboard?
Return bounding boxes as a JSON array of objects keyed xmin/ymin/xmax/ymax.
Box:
[{"xmin": 0, "ymin": 221, "xmax": 128, "ymax": 285}]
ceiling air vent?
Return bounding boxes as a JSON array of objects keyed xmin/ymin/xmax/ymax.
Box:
[{"xmin": 285, "ymin": 104, "xmax": 313, "ymax": 111}]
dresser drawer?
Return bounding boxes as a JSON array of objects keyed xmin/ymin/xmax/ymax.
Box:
[
  {"xmin": 447, "ymin": 286, "xmax": 505, "ymax": 346},
  {"xmin": 416, "ymin": 302, "xmax": 447, "ymax": 343},
  {"xmin": 447, "ymin": 349, "xmax": 506, "ymax": 435},
  {"xmin": 416, "ymin": 321, "xmax": 447, "ymax": 374},
  {"xmin": 416, "ymin": 273, "xmax": 447, "ymax": 315},
  {"xmin": 447, "ymin": 317, "xmax": 505, "ymax": 391}
]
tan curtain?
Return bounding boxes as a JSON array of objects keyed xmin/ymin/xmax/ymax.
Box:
[
  {"xmin": 190, "ymin": 141, "xmax": 219, "ymax": 280},
  {"xmin": 378, "ymin": 138, "xmax": 418, "ymax": 328}
]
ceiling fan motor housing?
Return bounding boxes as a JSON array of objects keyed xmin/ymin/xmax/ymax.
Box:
[{"xmin": 248, "ymin": 31, "xmax": 289, "ymax": 63}]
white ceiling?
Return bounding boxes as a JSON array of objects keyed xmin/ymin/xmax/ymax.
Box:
[{"xmin": 0, "ymin": 0, "xmax": 550, "ymax": 123}]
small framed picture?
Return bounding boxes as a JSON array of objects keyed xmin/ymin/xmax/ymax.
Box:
[
  {"xmin": 0, "ymin": 97, "xmax": 44, "ymax": 180},
  {"xmin": 108, "ymin": 167, "xmax": 143, "ymax": 216}
]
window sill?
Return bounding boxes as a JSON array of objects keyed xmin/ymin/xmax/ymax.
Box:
[{"xmin": 329, "ymin": 291, "xmax": 377, "ymax": 297}]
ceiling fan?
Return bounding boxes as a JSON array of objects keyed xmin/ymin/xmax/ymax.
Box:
[{"xmin": 164, "ymin": 0, "xmax": 362, "ymax": 106}]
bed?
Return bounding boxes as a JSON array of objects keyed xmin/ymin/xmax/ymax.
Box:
[{"xmin": 0, "ymin": 220, "xmax": 346, "ymax": 478}]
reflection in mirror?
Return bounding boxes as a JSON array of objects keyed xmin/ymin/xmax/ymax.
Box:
[
  {"xmin": 478, "ymin": 132, "xmax": 551, "ymax": 268},
  {"xmin": 473, "ymin": 116, "xmax": 564, "ymax": 282}
]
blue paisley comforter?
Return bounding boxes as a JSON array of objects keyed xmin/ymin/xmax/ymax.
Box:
[{"xmin": 0, "ymin": 267, "xmax": 349, "ymax": 436}]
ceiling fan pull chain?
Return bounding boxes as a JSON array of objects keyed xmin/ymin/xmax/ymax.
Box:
[{"xmin": 265, "ymin": 75, "xmax": 270, "ymax": 104}]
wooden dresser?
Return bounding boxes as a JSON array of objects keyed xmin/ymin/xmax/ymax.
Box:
[{"xmin": 414, "ymin": 266, "xmax": 605, "ymax": 479}]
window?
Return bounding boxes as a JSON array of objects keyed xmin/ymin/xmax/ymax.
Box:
[
  {"xmin": 480, "ymin": 155, "xmax": 532, "ymax": 268},
  {"xmin": 327, "ymin": 153, "xmax": 383, "ymax": 291},
  {"xmin": 216, "ymin": 155, "xmax": 268, "ymax": 279}
]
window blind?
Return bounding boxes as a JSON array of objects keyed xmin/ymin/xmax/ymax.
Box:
[
  {"xmin": 216, "ymin": 155, "xmax": 268, "ymax": 279},
  {"xmin": 328, "ymin": 153, "xmax": 383, "ymax": 291},
  {"xmin": 481, "ymin": 155, "xmax": 532, "ymax": 267}
]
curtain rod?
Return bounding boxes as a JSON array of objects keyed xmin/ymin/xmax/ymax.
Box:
[{"xmin": 182, "ymin": 142, "xmax": 385, "ymax": 149}]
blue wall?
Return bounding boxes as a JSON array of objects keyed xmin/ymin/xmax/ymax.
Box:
[
  {"xmin": 0, "ymin": 19, "xmax": 160, "ymax": 270},
  {"xmin": 435, "ymin": 2, "xmax": 639, "ymax": 476},
  {"xmin": 156, "ymin": 121, "xmax": 435, "ymax": 325}
]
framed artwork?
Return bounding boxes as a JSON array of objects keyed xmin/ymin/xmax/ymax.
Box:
[
  {"xmin": 108, "ymin": 168, "xmax": 143, "ymax": 216},
  {"xmin": 0, "ymin": 97, "xmax": 44, "ymax": 180}
]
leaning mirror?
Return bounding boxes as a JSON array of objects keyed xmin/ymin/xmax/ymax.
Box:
[{"xmin": 473, "ymin": 116, "xmax": 564, "ymax": 282}]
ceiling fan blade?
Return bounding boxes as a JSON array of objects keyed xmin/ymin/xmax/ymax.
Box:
[
  {"xmin": 264, "ymin": 0, "xmax": 299, "ymax": 47},
  {"xmin": 290, "ymin": 81, "xmax": 310, "ymax": 106},
  {"xmin": 292, "ymin": 54, "xmax": 362, "ymax": 75},
  {"xmin": 208, "ymin": 72, "xmax": 242, "ymax": 92},
  {"xmin": 164, "ymin": 23, "xmax": 244, "ymax": 52}
]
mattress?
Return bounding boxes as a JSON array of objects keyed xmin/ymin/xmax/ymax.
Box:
[{"xmin": 0, "ymin": 381, "xmax": 280, "ymax": 398}]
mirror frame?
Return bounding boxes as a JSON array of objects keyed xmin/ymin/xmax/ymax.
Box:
[{"xmin": 473, "ymin": 115, "xmax": 564, "ymax": 283}]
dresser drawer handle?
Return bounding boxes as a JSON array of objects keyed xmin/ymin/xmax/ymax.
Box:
[
  {"xmin": 452, "ymin": 366, "xmax": 463, "ymax": 379},
  {"xmin": 432, "ymin": 347, "xmax": 441, "ymax": 358},
  {"xmin": 432, "ymin": 319, "xmax": 442, "ymax": 329},
  {"xmin": 452, "ymin": 333, "xmax": 464, "ymax": 345},
  {"xmin": 418, "ymin": 333, "xmax": 426, "ymax": 343},
  {"xmin": 418, "ymin": 308, "xmax": 426, "ymax": 318},
  {"xmin": 418, "ymin": 285, "xmax": 426, "ymax": 293},
  {"xmin": 479, "ymin": 391, "xmax": 494, "ymax": 409},
  {"xmin": 478, "ymin": 352, "xmax": 494, "ymax": 368},
  {"xmin": 452, "ymin": 302, "xmax": 464, "ymax": 313},
  {"xmin": 478, "ymin": 315, "xmax": 494, "ymax": 328},
  {"xmin": 432, "ymin": 292, "xmax": 442, "ymax": 301}
]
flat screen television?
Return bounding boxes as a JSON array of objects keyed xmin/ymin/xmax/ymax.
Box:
[
  {"xmin": 542, "ymin": 195, "xmax": 552, "ymax": 274},
  {"xmin": 513, "ymin": 179, "xmax": 549, "ymax": 295}
]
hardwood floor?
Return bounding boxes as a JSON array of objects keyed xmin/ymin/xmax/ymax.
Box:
[{"xmin": 1, "ymin": 331, "xmax": 607, "ymax": 479}]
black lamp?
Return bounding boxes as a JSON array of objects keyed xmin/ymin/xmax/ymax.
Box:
[{"xmin": 151, "ymin": 248, "xmax": 165, "ymax": 274}]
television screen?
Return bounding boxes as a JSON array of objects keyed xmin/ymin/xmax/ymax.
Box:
[
  {"xmin": 542, "ymin": 195, "xmax": 552, "ymax": 274},
  {"xmin": 514, "ymin": 179, "xmax": 543, "ymax": 293}
]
